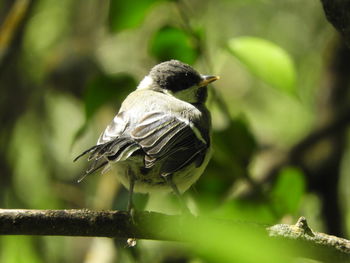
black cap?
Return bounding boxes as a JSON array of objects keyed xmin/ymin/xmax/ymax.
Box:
[{"xmin": 149, "ymin": 60, "xmax": 202, "ymax": 92}]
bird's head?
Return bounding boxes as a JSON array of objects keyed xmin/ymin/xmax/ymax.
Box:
[{"xmin": 137, "ymin": 60, "xmax": 219, "ymax": 104}]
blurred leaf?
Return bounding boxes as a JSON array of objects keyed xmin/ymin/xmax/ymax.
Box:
[
  {"xmin": 149, "ymin": 26, "xmax": 199, "ymax": 64},
  {"xmin": 228, "ymin": 36, "xmax": 296, "ymax": 95},
  {"xmin": 271, "ymin": 167, "xmax": 305, "ymax": 216},
  {"xmin": 72, "ymin": 74, "xmax": 136, "ymax": 146},
  {"xmin": 84, "ymin": 73, "xmax": 136, "ymax": 120},
  {"xmin": 216, "ymin": 198, "xmax": 278, "ymax": 224},
  {"xmin": 1, "ymin": 236, "xmax": 42, "ymax": 263},
  {"xmin": 195, "ymin": 165, "xmax": 235, "ymax": 211},
  {"xmin": 213, "ymin": 118, "xmax": 257, "ymax": 166},
  {"xmin": 153, "ymin": 215, "xmax": 299, "ymax": 263},
  {"xmin": 23, "ymin": 0, "xmax": 74, "ymax": 82},
  {"xmin": 195, "ymin": 118, "xmax": 256, "ymax": 209},
  {"xmin": 109, "ymin": 0, "xmax": 162, "ymax": 32},
  {"xmin": 71, "ymin": 122, "xmax": 88, "ymax": 151},
  {"xmin": 10, "ymin": 112, "xmax": 60, "ymax": 209}
]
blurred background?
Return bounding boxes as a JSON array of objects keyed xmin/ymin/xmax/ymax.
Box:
[{"xmin": 0, "ymin": 0, "xmax": 348, "ymax": 262}]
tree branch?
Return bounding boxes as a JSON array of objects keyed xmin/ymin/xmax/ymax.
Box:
[
  {"xmin": 1, "ymin": 209, "xmax": 350, "ymax": 262},
  {"xmin": 268, "ymin": 216, "xmax": 350, "ymax": 255},
  {"xmin": 0, "ymin": 209, "xmax": 179, "ymax": 240}
]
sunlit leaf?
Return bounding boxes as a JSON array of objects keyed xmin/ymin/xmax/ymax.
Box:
[
  {"xmin": 149, "ymin": 26, "xmax": 198, "ymax": 64},
  {"xmin": 271, "ymin": 167, "xmax": 305, "ymax": 216},
  {"xmin": 228, "ymin": 36, "xmax": 296, "ymax": 95},
  {"xmin": 109, "ymin": 0, "xmax": 162, "ymax": 32}
]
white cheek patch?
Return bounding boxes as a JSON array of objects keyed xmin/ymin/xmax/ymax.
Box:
[{"xmin": 137, "ymin": 76, "xmax": 154, "ymax": 90}]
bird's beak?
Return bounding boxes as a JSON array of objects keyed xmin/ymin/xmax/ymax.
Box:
[{"xmin": 198, "ymin": 75, "xmax": 220, "ymax": 87}]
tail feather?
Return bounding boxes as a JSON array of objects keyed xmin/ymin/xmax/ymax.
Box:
[
  {"xmin": 74, "ymin": 137, "xmax": 141, "ymax": 182},
  {"xmin": 77, "ymin": 160, "xmax": 108, "ymax": 183},
  {"xmin": 73, "ymin": 145, "xmax": 99, "ymax": 162},
  {"xmin": 87, "ymin": 141, "xmax": 115, "ymax": 161}
]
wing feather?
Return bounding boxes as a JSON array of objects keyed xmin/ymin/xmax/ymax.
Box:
[
  {"xmin": 131, "ymin": 112, "xmax": 208, "ymax": 174},
  {"xmin": 75, "ymin": 110, "xmax": 209, "ymax": 179}
]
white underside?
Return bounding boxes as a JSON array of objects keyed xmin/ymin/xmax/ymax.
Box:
[{"xmin": 108, "ymin": 147, "xmax": 212, "ymax": 194}]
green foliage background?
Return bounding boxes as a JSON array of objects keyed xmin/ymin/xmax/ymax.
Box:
[{"xmin": 0, "ymin": 0, "xmax": 347, "ymax": 262}]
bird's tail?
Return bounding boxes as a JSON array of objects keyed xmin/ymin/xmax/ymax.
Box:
[
  {"xmin": 74, "ymin": 142, "xmax": 114, "ymax": 182},
  {"xmin": 74, "ymin": 138, "xmax": 140, "ymax": 182}
]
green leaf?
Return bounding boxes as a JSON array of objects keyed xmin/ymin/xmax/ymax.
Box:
[
  {"xmin": 149, "ymin": 26, "xmax": 199, "ymax": 64},
  {"xmin": 70, "ymin": 122, "xmax": 88, "ymax": 151},
  {"xmin": 195, "ymin": 118, "xmax": 257, "ymax": 210},
  {"xmin": 271, "ymin": 167, "xmax": 305, "ymax": 216},
  {"xmin": 158, "ymin": 211, "xmax": 297, "ymax": 263},
  {"xmin": 228, "ymin": 36, "xmax": 296, "ymax": 95},
  {"xmin": 1, "ymin": 236, "xmax": 42, "ymax": 263},
  {"xmin": 109, "ymin": 0, "xmax": 161, "ymax": 32},
  {"xmin": 71, "ymin": 74, "xmax": 136, "ymax": 146},
  {"xmin": 84, "ymin": 73, "xmax": 136, "ymax": 120},
  {"xmin": 213, "ymin": 118, "xmax": 256, "ymax": 166}
]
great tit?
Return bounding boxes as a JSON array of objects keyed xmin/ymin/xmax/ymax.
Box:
[{"xmin": 75, "ymin": 60, "xmax": 219, "ymax": 211}]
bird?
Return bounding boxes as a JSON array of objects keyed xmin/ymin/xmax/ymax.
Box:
[{"xmin": 74, "ymin": 60, "xmax": 219, "ymax": 212}]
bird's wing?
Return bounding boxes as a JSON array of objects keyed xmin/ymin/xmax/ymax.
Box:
[
  {"xmin": 75, "ymin": 110, "xmax": 208, "ymax": 178},
  {"xmin": 74, "ymin": 111, "xmax": 141, "ymax": 181},
  {"xmin": 130, "ymin": 111, "xmax": 208, "ymax": 175},
  {"xmin": 98, "ymin": 111, "xmax": 129, "ymax": 144},
  {"xmin": 87, "ymin": 111, "xmax": 142, "ymax": 162}
]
